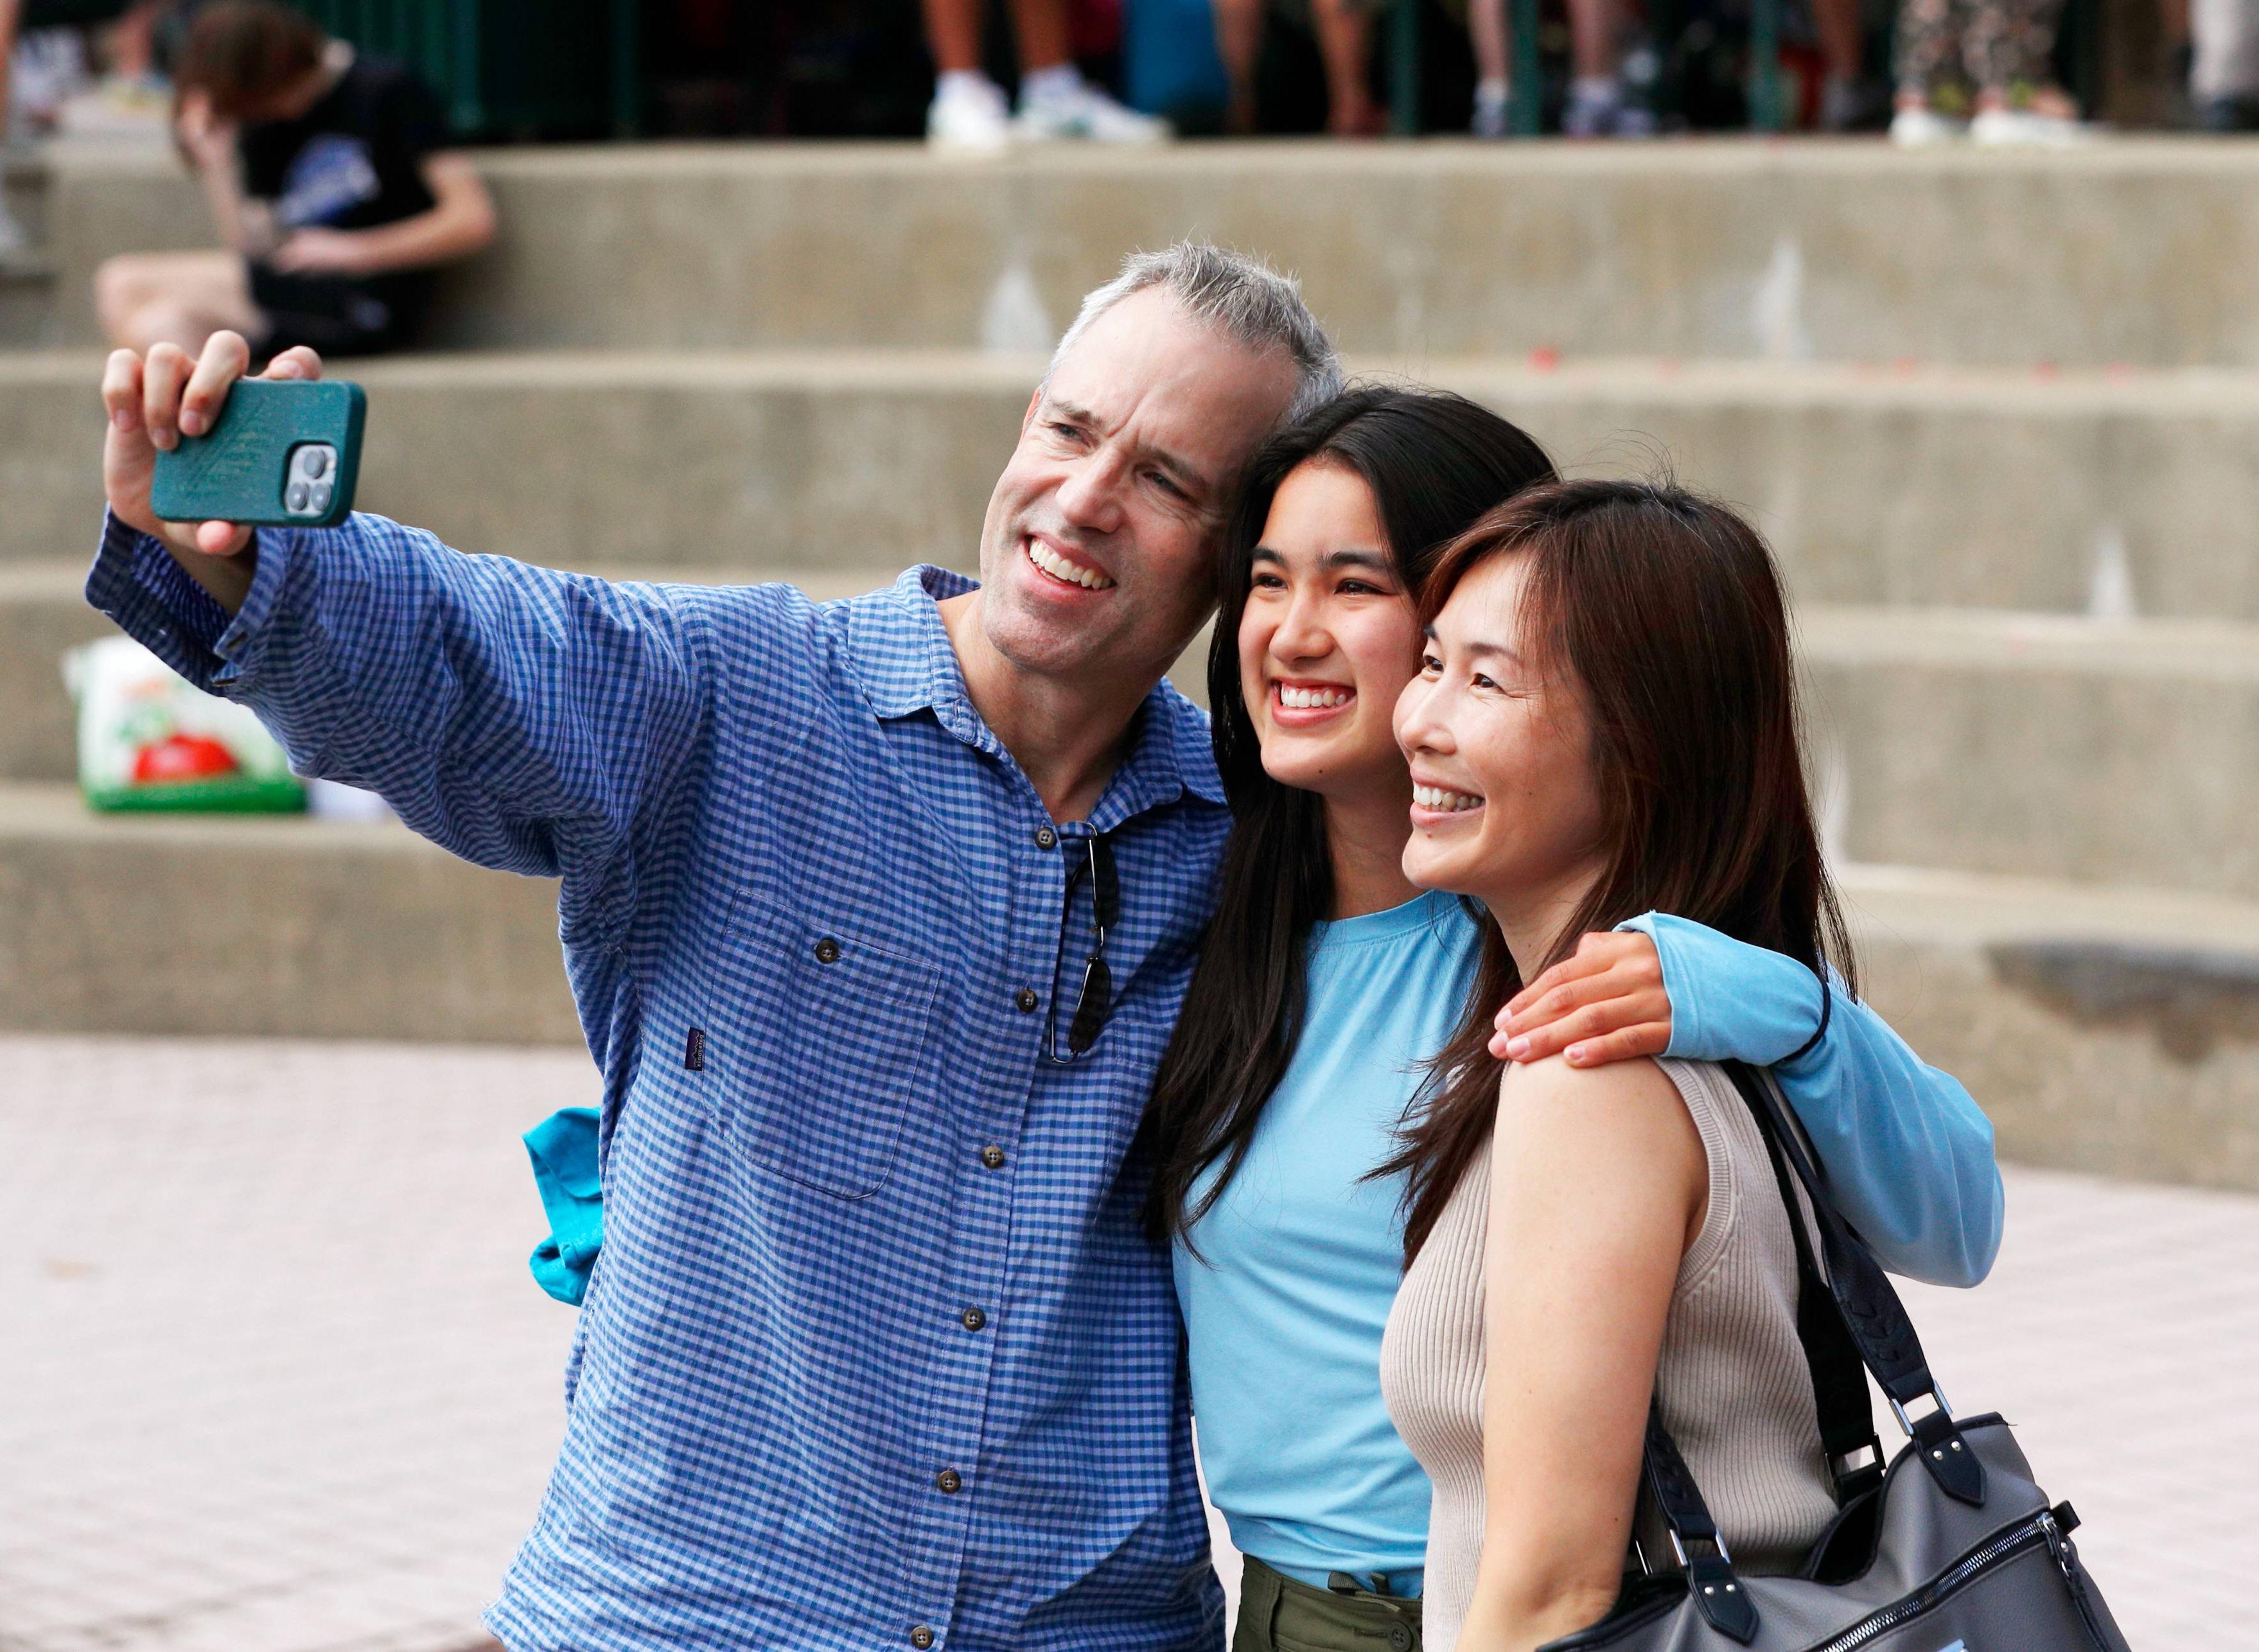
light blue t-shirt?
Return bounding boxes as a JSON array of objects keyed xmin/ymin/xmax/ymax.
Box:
[
  {"xmin": 1173, "ymin": 898, "xmax": 2007, "ymax": 1597},
  {"xmin": 1176, "ymin": 889, "xmax": 1477, "ymax": 1594}
]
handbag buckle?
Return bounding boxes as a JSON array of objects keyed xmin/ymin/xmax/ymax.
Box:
[
  {"xmin": 1667, "ymin": 1527, "xmax": 1733, "ymax": 1567},
  {"xmin": 1885, "ymin": 1383, "xmax": 1953, "ymax": 1437}
]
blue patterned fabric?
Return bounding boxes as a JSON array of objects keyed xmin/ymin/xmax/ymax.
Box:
[{"xmin": 88, "ymin": 511, "xmax": 1233, "ymax": 1652}]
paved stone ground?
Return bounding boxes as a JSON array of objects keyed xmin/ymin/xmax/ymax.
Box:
[{"xmin": 3, "ymin": 1035, "xmax": 2251, "ymax": 1651}]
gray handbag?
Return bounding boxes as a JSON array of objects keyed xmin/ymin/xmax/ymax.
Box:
[{"xmin": 1545, "ymin": 1062, "xmax": 2133, "ymax": 1652}]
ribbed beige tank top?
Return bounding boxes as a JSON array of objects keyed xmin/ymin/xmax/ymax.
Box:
[{"xmin": 1379, "ymin": 1059, "xmax": 1838, "ymax": 1652}]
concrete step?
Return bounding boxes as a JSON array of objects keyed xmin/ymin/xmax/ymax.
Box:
[
  {"xmin": 1, "ymin": 563, "xmax": 880, "ymax": 787},
  {"xmin": 1, "ymin": 148, "xmax": 58, "ymax": 349},
  {"xmin": 0, "ymin": 786, "xmax": 2249, "ymax": 1192},
  {"xmin": 0, "ymin": 780, "xmax": 576, "ymax": 1044},
  {"xmin": 22, "ymin": 554, "xmax": 2258, "ymax": 895},
  {"xmin": 1802, "ymin": 608, "xmax": 2259, "ymax": 901},
  {"xmin": 12, "ymin": 350, "xmax": 2259, "ymax": 621},
  {"xmin": 1838, "ymin": 862, "xmax": 2259, "ymax": 1194},
  {"xmin": 17, "ymin": 137, "xmax": 2259, "ymax": 367}
]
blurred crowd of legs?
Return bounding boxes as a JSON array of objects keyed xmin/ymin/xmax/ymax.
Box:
[{"xmin": 1, "ymin": 0, "xmax": 2254, "ymax": 199}]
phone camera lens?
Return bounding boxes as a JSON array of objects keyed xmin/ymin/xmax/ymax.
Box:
[
  {"xmin": 286, "ymin": 482, "xmax": 312, "ymax": 513},
  {"xmin": 302, "ymin": 448, "xmax": 330, "ymax": 479},
  {"xmin": 308, "ymin": 482, "xmax": 333, "ymax": 514}
]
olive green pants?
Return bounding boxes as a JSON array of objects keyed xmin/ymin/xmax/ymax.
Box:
[{"xmin": 1232, "ymin": 1557, "xmax": 1424, "ymax": 1652}]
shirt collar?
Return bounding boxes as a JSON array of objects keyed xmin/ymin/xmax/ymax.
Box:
[{"xmin": 847, "ymin": 566, "xmax": 1227, "ymax": 817}]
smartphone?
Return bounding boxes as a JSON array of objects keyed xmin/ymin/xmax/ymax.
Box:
[{"xmin": 150, "ymin": 377, "xmax": 366, "ymax": 529}]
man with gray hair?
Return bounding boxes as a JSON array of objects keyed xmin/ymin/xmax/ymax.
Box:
[{"xmin": 91, "ymin": 242, "xmax": 1329, "ymax": 1649}]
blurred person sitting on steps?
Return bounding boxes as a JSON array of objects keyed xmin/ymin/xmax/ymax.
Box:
[
  {"xmin": 923, "ymin": 0, "xmax": 1168, "ymax": 150},
  {"xmin": 93, "ymin": 0, "xmax": 494, "ymax": 357}
]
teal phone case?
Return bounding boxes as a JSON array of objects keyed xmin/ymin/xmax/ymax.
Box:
[{"xmin": 150, "ymin": 378, "xmax": 366, "ymax": 529}]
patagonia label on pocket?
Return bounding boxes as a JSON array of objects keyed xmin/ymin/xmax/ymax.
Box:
[{"xmin": 685, "ymin": 1026, "xmax": 707, "ymax": 1071}]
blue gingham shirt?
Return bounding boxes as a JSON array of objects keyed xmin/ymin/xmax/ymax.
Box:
[{"xmin": 90, "ymin": 512, "xmax": 1232, "ymax": 1651}]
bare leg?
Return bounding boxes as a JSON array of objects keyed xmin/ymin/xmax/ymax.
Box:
[
  {"xmin": 1311, "ymin": 0, "xmax": 1380, "ymax": 134},
  {"xmin": 0, "ymin": 0, "xmax": 22, "ymax": 143},
  {"xmin": 1811, "ymin": 0, "xmax": 1864, "ymax": 81},
  {"xmin": 1007, "ymin": 0, "xmax": 1074, "ymax": 72},
  {"xmin": 1569, "ymin": 0, "xmax": 1617, "ymax": 79},
  {"xmin": 1214, "ymin": 0, "xmax": 1265, "ymax": 130},
  {"xmin": 1472, "ymin": 0, "xmax": 1510, "ymax": 84},
  {"xmin": 95, "ymin": 250, "xmax": 263, "ymax": 353},
  {"xmin": 920, "ymin": 0, "xmax": 983, "ymax": 74},
  {"xmin": 103, "ymin": 0, "xmax": 165, "ymax": 78}
]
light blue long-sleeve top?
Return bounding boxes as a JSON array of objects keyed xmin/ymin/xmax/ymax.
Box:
[{"xmin": 1174, "ymin": 895, "xmax": 2001, "ymax": 1595}]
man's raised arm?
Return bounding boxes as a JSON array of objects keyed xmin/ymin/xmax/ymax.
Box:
[{"xmin": 90, "ymin": 333, "xmax": 742, "ymax": 941}]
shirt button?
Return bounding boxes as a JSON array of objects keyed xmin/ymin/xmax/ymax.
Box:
[
  {"xmin": 813, "ymin": 937, "xmax": 842, "ymax": 964},
  {"xmin": 1034, "ymin": 825, "xmax": 1058, "ymax": 849},
  {"xmin": 1015, "ymin": 987, "xmax": 1039, "ymax": 1013},
  {"xmin": 961, "ymin": 1306, "xmax": 987, "ymax": 1331},
  {"xmin": 980, "ymin": 1146, "xmax": 1006, "ymax": 1170},
  {"xmin": 936, "ymin": 1468, "xmax": 963, "ymax": 1493},
  {"xmin": 910, "ymin": 1629, "xmax": 936, "ymax": 1649}
]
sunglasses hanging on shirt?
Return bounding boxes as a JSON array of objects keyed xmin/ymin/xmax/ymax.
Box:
[{"xmin": 1044, "ymin": 832, "xmax": 1118, "ymax": 1063}]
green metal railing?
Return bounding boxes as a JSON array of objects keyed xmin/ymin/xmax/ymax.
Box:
[{"xmin": 298, "ymin": 0, "xmax": 640, "ymax": 137}]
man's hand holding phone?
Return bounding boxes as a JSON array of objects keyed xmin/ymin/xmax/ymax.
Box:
[{"xmin": 101, "ymin": 331, "xmax": 325, "ymax": 613}]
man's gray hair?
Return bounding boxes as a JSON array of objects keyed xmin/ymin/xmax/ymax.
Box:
[{"xmin": 1046, "ymin": 241, "xmax": 1344, "ymax": 426}]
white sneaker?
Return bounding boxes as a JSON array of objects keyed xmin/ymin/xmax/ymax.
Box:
[
  {"xmin": 1013, "ymin": 80, "xmax": 1171, "ymax": 144},
  {"xmin": 1889, "ymin": 104, "xmax": 1965, "ymax": 145},
  {"xmin": 1969, "ymin": 107, "xmax": 2091, "ymax": 146},
  {"xmin": 1470, "ymin": 78, "xmax": 1509, "ymax": 137},
  {"xmin": 927, "ymin": 74, "xmax": 1012, "ymax": 154}
]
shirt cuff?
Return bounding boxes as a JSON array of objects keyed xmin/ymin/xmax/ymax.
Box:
[
  {"xmin": 84, "ymin": 510, "xmax": 302, "ymax": 698},
  {"xmin": 1615, "ymin": 911, "xmax": 1705, "ymax": 1057}
]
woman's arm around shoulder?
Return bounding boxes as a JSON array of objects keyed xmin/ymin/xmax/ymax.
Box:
[{"xmin": 1460, "ymin": 1054, "xmax": 1707, "ymax": 1652}]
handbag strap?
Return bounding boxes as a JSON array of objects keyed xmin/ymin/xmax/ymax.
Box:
[
  {"xmin": 1717, "ymin": 1062, "xmax": 1985, "ymax": 1508},
  {"xmin": 1739, "ymin": 1067, "xmax": 1886, "ymax": 1505}
]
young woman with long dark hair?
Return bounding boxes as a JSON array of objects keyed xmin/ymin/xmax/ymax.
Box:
[
  {"xmin": 1140, "ymin": 392, "xmax": 2003, "ymax": 1652},
  {"xmin": 1380, "ymin": 481, "xmax": 1884, "ymax": 1650}
]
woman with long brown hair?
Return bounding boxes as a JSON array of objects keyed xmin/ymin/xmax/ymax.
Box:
[
  {"xmin": 1143, "ymin": 397, "xmax": 2003, "ymax": 1652},
  {"xmin": 1379, "ymin": 480, "xmax": 1881, "ymax": 1650}
]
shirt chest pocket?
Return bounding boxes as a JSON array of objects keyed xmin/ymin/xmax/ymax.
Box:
[{"xmin": 725, "ymin": 915, "xmax": 945, "ymax": 1199}]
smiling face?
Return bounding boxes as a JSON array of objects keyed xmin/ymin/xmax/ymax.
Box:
[
  {"xmin": 1237, "ymin": 460, "xmax": 1423, "ymax": 807},
  {"xmin": 974, "ymin": 286, "xmax": 1301, "ymax": 692},
  {"xmin": 1393, "ymin": 552, "xmax": 1609, "ymax": 956}
]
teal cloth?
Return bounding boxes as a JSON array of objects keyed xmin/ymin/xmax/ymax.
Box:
[{"xmin": 524, "ymin": 1106, "xmax": 603, "ymax": 1305}]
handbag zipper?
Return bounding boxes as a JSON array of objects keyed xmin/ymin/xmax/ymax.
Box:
[{"xmin": 1804, "ymin": 1515, "xmax": 2054, "ymax": 1652}]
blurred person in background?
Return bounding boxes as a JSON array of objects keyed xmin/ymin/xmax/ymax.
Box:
[
  {"xmin": 1813, "ymin": 0, "xmax": 1890, "ymax": 127},
  {"xmin": 1, "ymin": 0, "xmax": 168, "ymax": 249},
  {"xmin": 1213, "ymin": 0, "xmax": 1385, "ymax": 134},
  {"xmin": 1558, "ymin": 0, "xmax": 1658, "ymax": 134},
  {"xmin": 2192, "ymin": 0, "xmax": 2259, "ymax": 125},
  {"xmin": 1890, "ymin": 0, "xmax": 2084, "ymax": 141},
  {"xmin": 92, "ymin": 0, "xmax": 494, "ymax": 356},
  {"xmin": 924, "ymin": 0, "xmax": 1169, "ymax": 149}
]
